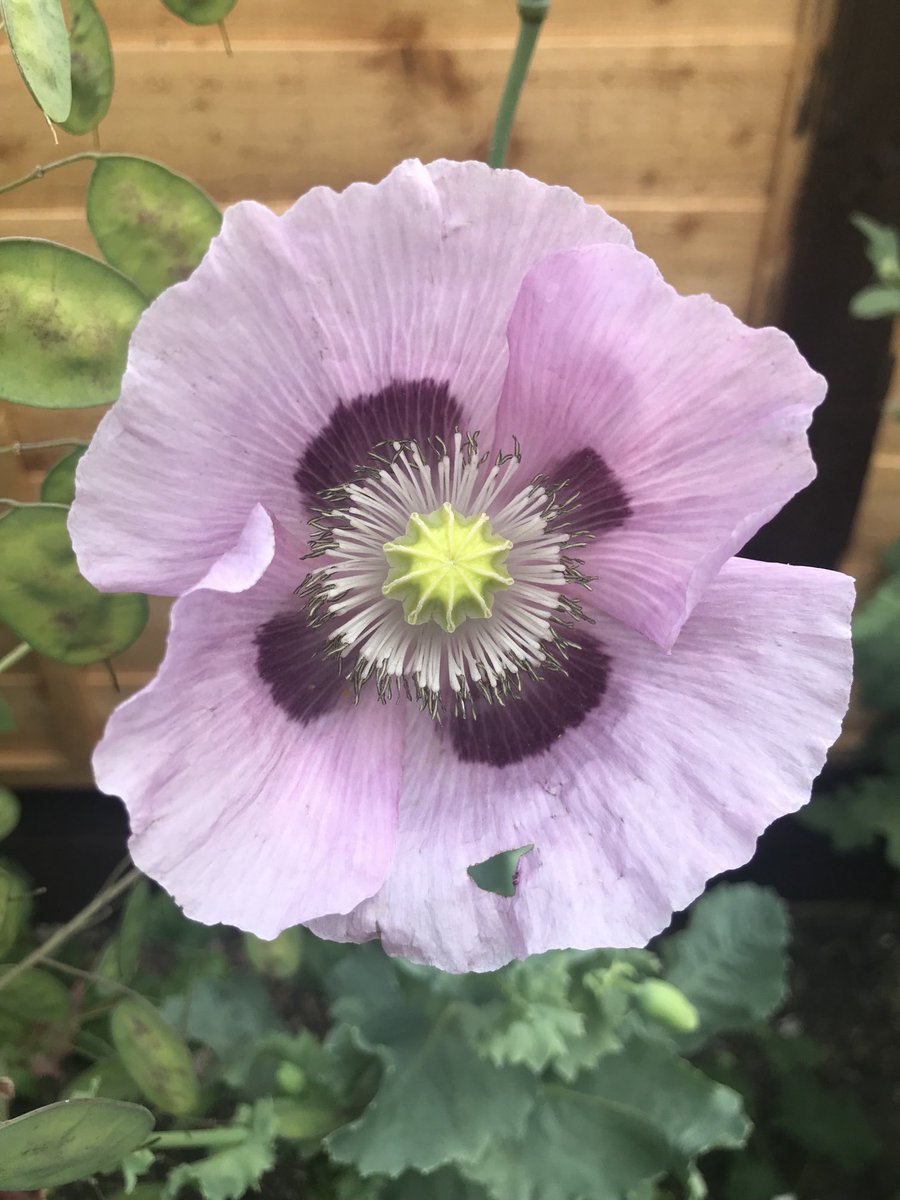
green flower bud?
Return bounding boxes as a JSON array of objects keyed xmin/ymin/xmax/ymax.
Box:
[{"xmin": 635, "ymin": 978, "xmax": 700, "ymax": 1033}]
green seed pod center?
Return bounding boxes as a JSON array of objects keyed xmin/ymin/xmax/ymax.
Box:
[{"xmin": 382, "ymin": 502, "xmax": 514, "ymax": 633}]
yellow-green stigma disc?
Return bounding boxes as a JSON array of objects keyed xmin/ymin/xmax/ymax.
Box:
[{"xmin": 382, "ymin": 502, "xmax": 514, "ymax": 633}]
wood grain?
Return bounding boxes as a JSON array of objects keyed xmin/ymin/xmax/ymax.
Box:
[
  {"xmin": 104, "ymin": 0, "xmax": 803, "ymax": 44},
  {"xmin": 0, "ymin": 41, "xmax": 794, "ymax": 206}
]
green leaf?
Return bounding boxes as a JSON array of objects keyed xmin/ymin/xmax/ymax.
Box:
[
  {"xmin": 65, "ymin": 1055, "xmax": 143, "ymax": 1103},
  {"xmin": 461, "ymin": 1040, "xmax": 748, "ymax": 1200},
  {"xmin": 162, "ymin": 1100, "xmax": 278, "ymax": 1200},
  {"xmin": 121, "ymin": 1146, "xmax": 156, "ymax": 1192},
  {"xmin": 40, "ymin": 445, "xmax": 87, "ymax": 504},
  {"xmin": 327, "ymin": 999, "xmax": 534, "ymax": 1177},
  {"xmin": 0, "ymin": 508, "xmax": 148, "ymax": 665},
  {"xmin": 243, "ymin": 926, "xmax": 303, "ymax": 980},
  {"xmin": 117, "ymin": 877, "xmax": 151, "ymax": 982},
  {"xmin": 0, "ymin": 786, "xmax": 21, "ymax": 841},
  {"xmin": 161, "ymin": 0, "xmax": 238, "ymax": 26},
  {"xmin": 383, "ymin": 1169, "xmax": 491, "ymax": 1199},
  {"xmin": 800, "ymin": 776, "xmax": 900, "ymax": 867},
  {"xmin": 161, "ymin": 972, "xmax": 285, "ymax": 1088},
  {"xmin": 850, "ymin": 212, "xmax": 900, "ymax": 282},
  {"xmin": 662, "ymin": 884, "xmax": 789, "ymax": 1049},
  {"xmin": 774, "ymin": 1074, "xmax": 879, "ymax": 1172},
  {"xmin": 853, "ymin": 573, "xmax": 900, "ymax": 709},
  {"xmin": 849, "ymin": 283, "xmax": 900, "ymax": 319},
  {"xmin": 0, "ymin": 965, "xmax": 72, "ymax": 1056},
  {"xmin": 87, "ymin": 156, "xmax": 222, "ymax": 299},
  {"xmin": 0, "ymin": 0, "xmax": 71, "ymax": 122},
  {"xmin": 60, "ymin": 0, "xmax": 113, "ymax": 134},
  {"xmin": 0, "ymin": 861, "xmax": 32, "ymax": 958},
  {"xmin": 0, "ymin": 1098, "xmax": 153, "ymax": 1190},
  {"xmin": 467, "ymin": 846, "xmax": 532, "ymax": 897},
  {"xmin": 110, "ymin": 998, "xmax": 201, "ymax": 1117},
  {"xmin": 0, "ymin": 239, "xmax": 145, "ymax": 408},
  {"xmin": 0, "ymin": 693, "xmax": 15, "ymax": 733}
]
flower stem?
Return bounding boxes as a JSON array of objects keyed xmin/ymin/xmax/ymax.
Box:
[
  {"xmin": 42, "ymin": 956, "xmax": 148, "ymax": 1007},
  {"xmin": 0, "ymin": 642, "xmax": 30, "ymax": 675},
  {"xmin": 0, "ymin": 151, "xmax": 101, "ymax": 199},
  {"xmin": 0, "ymin": 868, "xmax": 142, "ymax": 993},
  {"xmin": 150, "ymin": 1126, "xmax": 251, "ymax": 1151},
  {"xmin": 0, "ymin": 498, "xmax": 69, "ymax": 511},
  {"xmin": 0, "ymin": 438, "xmax": 88, "ymax": 455},
  {"xmin": 487, "ymin": 1, "xmax": 551, "ymax": 169}
]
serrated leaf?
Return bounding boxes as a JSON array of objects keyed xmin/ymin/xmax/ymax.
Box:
[
  {"xmin": 161, "ymin": 0, "xmax": 237, "ymax": 25},
  {"xmin": 161, "ymin": 972, "xmax": 284, "ymax": 1088},
  {"xmin": 162, "ymin": 1100, "xmax": 277, "ymax": 1200},
  {"xmin": 0, "ymin": 507, "xmax": 148, "ymax": 665},
  {"xmin": 801, "ymin": 776, "xmax": 900, "ymax": 867},
  {"xmin": 120, "ymin": 1146, "xmax": 155, "ymax": 1193},
  {"xmin": 0, "ymin": 239, "xmax": 146, "ymax": 408},
  {"xmin": 0, "ymin": 861, "xmax": 32, "ymax": 958},
  {"xmin": 61, "ymin": 0, "xmax": 112, "ymax": 134},
  {"xmin": 40, "ymin": 445, "xmax": 87, "ymax": 504},
  {"xmin": 87, "ymin": 156, "xmax": 222, "ymax": 299},
  {"xmin": 853, "ymin": 573, "xmax": 900, "ymax": 710},
  {"xmin": 117, "ymin": 877, "xmax": 151, "ymax": 982},
  {"xmin": 662, "ymin": 884, "xmax": 789, "ymax": 1049},
  {"xmin": 461, "ymin": 1040, "xmax": 748, "ymax": 1200},
  {"xmin": 0, "ymin": 787, "xmax": 21, "ymax": 841},
  {"xmin": 850, "ymin": 213, "xmax": 900, "ymax": 282},
  {"xmin": 849, "ymin": 283, "xmax": 900, "ymax": 319},
  {"xmin": 0, "ymin": 0, "xmax": 71, "ymax": 122},
  {"xmin": 326, "ymin": 999, "xmax": 534, "ymax": 1177},
  {"xmin": 110, "ymin": 998, "xmax": 200, "ymax": 1117},
  {"xmin": 383, "ymin": 1169, "xmax": 491, "ymax": 1199},
  {"xmin": 0, "ymin": 1098, "xmax": 153, "ymax": 1190}
]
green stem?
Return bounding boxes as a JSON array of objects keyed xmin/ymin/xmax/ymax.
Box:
[
  {"xmin": 487, "ymin": 1, "xmax": 550, "ymax": 169},
  {"xmin": 150, "ymin": 1126, "xmax": 251, "ymax": 1151},
  {"xmin": 0, "ymin": 498, "xmax": 69, "ymax": 511},
  {"xmin": 0, "ymin": 438, "xmax": 88, "ymax": 455},
  {"xmin": 0, "ymin": 868, "xmax": 142, "ymax": 993},
  {"xmin": 0, "ymin": 642, "xmax": 30, "ymax": 674},
  {"xmin": 42, "ymin": 957, "xmax": 149, "ymax": 1006},
  {"xmin": 0, "ymin": 151, "xmax": 102, "ymax": 199}
]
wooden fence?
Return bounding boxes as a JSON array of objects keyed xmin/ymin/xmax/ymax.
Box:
[{"xmin": 3, "ymin": 0, "xmax": 882, "ymax": 785}]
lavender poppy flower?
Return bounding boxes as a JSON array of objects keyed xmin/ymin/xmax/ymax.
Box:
[{"xmin": 70, "ymin": 159, "xmax": 853, "ymax": 972}]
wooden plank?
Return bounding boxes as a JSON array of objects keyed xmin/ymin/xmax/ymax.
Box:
[
  {"xmin": 840, "ymin": 321, "xmax": 900, "ymax": 593},
  {"xmin": 103, "ymin": 0, "xmax": 803, "ymax": 44},
  {"xmin": 0, "ymin": 41, "xmax": 795, "ymax": 206},
  {"xmin": 747, "ymin": 0, "xmax": 838, "ymax": 324}
]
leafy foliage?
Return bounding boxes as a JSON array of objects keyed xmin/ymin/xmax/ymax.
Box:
[
  {"xmin": 850, "ymin": 213, "xmax": 900, "ymax": 318},
  {"xmin": 662, "ymin": 885, "xmax": 789, "ymax": 1050}
]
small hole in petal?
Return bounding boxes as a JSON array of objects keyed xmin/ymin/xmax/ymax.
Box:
[{"xmin": 467, "ymin": 844, "xmax": 534, "ymax": 897}]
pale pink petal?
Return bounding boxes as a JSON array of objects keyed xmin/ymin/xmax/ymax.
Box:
[
  {"xmin": 311, "ymin": 558, "xmax": 853, "ymax": 972},
  {"xmin": 494, "ymin": 245, "xmax": 826, "ymax": 648},
  {"xmin": 94, "ymin": 512, "xmax": 404, "ymax": 937},
  {"xmin": 71, "ymin": 161, "xmax": 629, "ymax": 597}
]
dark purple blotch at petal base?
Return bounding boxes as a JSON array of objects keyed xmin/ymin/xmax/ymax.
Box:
[
  {"xmin": 295, "ymin": 378, "xmax": 464, "ymax": 503},
  {"xmin": 255, "ymin": 611, "xmax": 346, "ymax": 723},
  {"xmin": 449, "ymin": 632, "xmax": 611, "ymax": 767},
  {"xmin": 548, "ymin": 447, "xmax": 632, "ymax": 536}
]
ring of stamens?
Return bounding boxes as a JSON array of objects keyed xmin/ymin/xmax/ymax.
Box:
[{"xmin": 300, "ymin": 431, "xmax": 594, "ymax": 717}]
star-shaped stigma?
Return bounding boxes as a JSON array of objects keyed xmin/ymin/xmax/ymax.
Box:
[{"xmin": 382, "ymin": 501, "xmax": 514, "ymax": 633}]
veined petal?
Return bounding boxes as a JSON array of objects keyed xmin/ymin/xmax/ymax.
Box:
[
  {"xmin": 494, "ymin": 245, "xmax": 827, "ymax": 648},
  {"xmin": 93, "ymin": 512, "xmax": 404, "ymax": 936},
  {"xmin": 71, "ymin": 161, "xmax": 629, "ymax": 597},
  {"xmin": 311, "ymin": 558, "xmax": 853, "ymax": 972}
]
